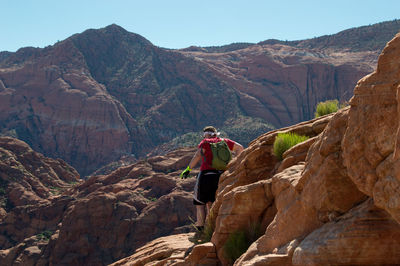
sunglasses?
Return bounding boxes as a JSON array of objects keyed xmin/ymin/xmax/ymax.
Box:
[{"xmin": 203, "ymin": 131, "xmax": 216, "ymax": 137}]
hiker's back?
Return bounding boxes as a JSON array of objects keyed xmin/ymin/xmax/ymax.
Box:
[{"xmin": 198, "ymin": 137, "xmax": 234, "ymax": 171}]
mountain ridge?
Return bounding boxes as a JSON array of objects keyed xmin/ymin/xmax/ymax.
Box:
[
  {"xmin": 0, "ymin": 20, "xmax": 399, "ymax": 175},
  {"xmin": 284, "ymin": 19, "xmax": 400, "ymax": 51},
  {"xmin": 3, "ymin": 19, "xmax": 399, "ymax": 55},
  {"xmin": 181, "ymin": 19, "xmax": 400, "ymax": 53}
]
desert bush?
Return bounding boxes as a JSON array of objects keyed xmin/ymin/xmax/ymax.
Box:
[
  {"xmin": 36, "ymin": 230, "xmax": 53, "ymax": 241},
  {"xmin": 223, "ymin": 222, "xmax": 263, "ymax": 264},
  {"xmin": 223, "ymin": 230, "xmax": 249, "ymax": 264},
  {"xmin": 273, "ymin": 132, "xmax": 309, "ymax": 161},
  {"xmin": 314, "ymin": 99, "xmax": 339, "ymax": 118}
]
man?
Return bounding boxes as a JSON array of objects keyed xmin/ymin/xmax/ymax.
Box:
[{"xmin": 180, "ymin": 126, "xmax": 244, "ymax": 233}]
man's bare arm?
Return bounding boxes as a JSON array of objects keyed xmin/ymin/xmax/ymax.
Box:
[
  {"xmin": 188, "ymin": 148, "xmax": 202, "ymax": 169},
  {"xmin": 232, "ymin": 142, "xmax": 244, "ymax": 156}
]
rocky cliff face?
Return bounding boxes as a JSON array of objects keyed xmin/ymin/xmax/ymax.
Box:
[
  {"xmin": 1, "ymin": 22, "xmax": 397, "ymax": 176},
  {"xmin": 113, "ymin": 32, "xmax": 400, "ymax": 265},
  {"xmin": 181, "ymin": 43, "xmax": 375, "ymax": 127}
]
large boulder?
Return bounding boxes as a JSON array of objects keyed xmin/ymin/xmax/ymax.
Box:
[
  {"xmin": 110, "ymin": 233, "xmax": 195, "ymax": 266},
  {"xmin": 292, "ymin": 199, "xmax": 400, "ymax": 265},
  {"xmin": 343, "ymin": 33, "xmax": 400, "ymax": 223}
]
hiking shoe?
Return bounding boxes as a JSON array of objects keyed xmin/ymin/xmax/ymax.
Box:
[
  {"xmin": 188, "ymin": 227, "xmax": 204, "ymax": 243},
  {"xmin": 195, "ymin": 225, "xmax": 204, "ymax": 231}
]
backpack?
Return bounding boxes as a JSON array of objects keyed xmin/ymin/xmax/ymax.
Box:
[{"xmin": 208, "ymin": 139, "xmax": 232, "ymax": 170}]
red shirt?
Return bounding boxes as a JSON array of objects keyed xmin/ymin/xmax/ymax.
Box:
[{"xmin": 198, "ymin": 137, "xmax": 235, "ymax": 171}]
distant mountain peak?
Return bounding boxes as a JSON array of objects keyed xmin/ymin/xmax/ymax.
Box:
[
  {"xmin": 68, "ymin": 24, "xmax": 153, "ymax": 48},
  {"xmin": 104, "ymin": 23, "xmax": 126, "ymax": 31}
]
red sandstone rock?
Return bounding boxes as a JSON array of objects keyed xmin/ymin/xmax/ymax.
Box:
[
  {"xmin": 0, "ymin": 137, "xmax": 79, "ymax": 210},
  {"xmin": 208, "ymin": 114, "xmax": 334, "ymax": 264},
  {"xmin": 0, "ymin": 137, "xmax": 80, "ymax": 265},
  {"xmin": 343, "ymin": 33, "xmax": 400, "ymax": 224},
  {"xmin": 0, "ymin": 146, "xmax": 199, "ymax": 266},
  {"xmin": 277, "ymin": 136, "xmax": 317, "ymax": 172},
  {"xmin": 110, "ymin": 233, "xmax": 194, "ymax": 266},
  {"xmin": 183, "ymin": 242, "xmax": 219, "ymax": 266},
  {"xmin": 292, "ymin": 199, "xmax": 400, "ymax": 265},
  {"xmin": 45, "ymin": 148, "xmax": 198, "ymax": 265},
  {"xmin": 235, "ymin": 109, "xmax": 367, "ymax": 265}
]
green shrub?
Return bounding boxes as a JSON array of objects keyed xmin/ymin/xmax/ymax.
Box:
[
  {"xmin": 223, "ymin": 222, "xmax": 263, "ymax": 264},
  {"xmin": 315, "ymin": 99, "xmax": 339, "ymax": 118},
  {"xmin": 223, "ymin": 230, "xmax": 249, "ymax": 264},
  {"xmin": 148, "ymin": 197, "xmax": 157, "ymax": 202},
  {"xmin": 36, "ymin": 230, "xmax": 53, "ymax": 241},
  {"xmin": 273, "ymin": 132, "xmax": 309, "ymax": 161}
]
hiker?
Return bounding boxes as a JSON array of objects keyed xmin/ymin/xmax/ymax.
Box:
[{"xmin": 180, "ymin": 126, "xmax": 244, "ymax": 233}]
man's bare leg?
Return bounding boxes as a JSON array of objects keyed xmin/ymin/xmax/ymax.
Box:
[
  {"xmin": 196, "ymin": 205, "xmax": 206, "ymax": 227},
  {"xmin": 206, "ymin": 202, "xmax": 212, "ymax": 217}
]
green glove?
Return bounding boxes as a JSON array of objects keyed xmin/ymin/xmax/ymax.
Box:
[{"xmin": 180, "ymin": 166, "xmax": 192, "ymax": 179}]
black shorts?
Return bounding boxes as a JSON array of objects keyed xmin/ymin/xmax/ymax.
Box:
[{"xmin": 193, "ymin": 170, "xmax": 223, "ymax": 205}]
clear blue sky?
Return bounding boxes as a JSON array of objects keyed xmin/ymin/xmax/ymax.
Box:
[{"xmin": 2, "ymin": 0, "xmax": 400, "ymax": 52}]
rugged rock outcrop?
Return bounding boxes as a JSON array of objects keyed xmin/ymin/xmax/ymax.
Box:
[
  {"xmin": 0, "ymin": 137, "xmax": 80, "ymax": 263},
  {"xmin": 0, "ymin": 136, "xmax": 79, "ymax": 212},
  {"xmin": 292, "ymin": 199, "xmax": 400, "ymax": 265},
  {"xmin": 2, "ymin": 22, "xmax": 397, "ymax": 176},
  {"xmin": 0, "ymin": 145, "xmax": 199, "ymax": 265},
  {"xmin": 110, "ymin": 233, "xmax": 195, "ymax": 266},
  {"xmin": 114, "ymin": 32, "xmax": 400, "ymax": 266},
  {"xmin": 218, "ymin": 32, "xmax": 400, "ymax": 266},
  {"xmin": 342, "ymin": 33, "xmax": 400, "ymax": 223}
]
